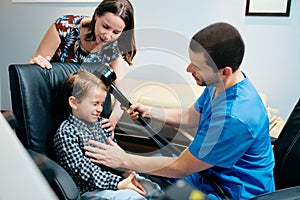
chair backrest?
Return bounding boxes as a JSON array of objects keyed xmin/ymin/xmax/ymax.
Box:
[
  {"xmin": 9, "ymin": 62, "xmax": 99, "ymax": 159},
  {"xmin": 273, "ymin": 98, "xmax": 300, "ymax": 189},
  {"xmin": 9, "ymin": 63, "xmax": 101, "ymax": 200}
]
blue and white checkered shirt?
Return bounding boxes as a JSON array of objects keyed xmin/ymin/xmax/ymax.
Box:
[{"xmin": 54, "ymin": 113, "xmax": 123, "ymax": 194}]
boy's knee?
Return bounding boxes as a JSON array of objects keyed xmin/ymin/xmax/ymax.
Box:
[{"xmin": 118, "ymin": 189, "xmax": 146, "ymax": 200}]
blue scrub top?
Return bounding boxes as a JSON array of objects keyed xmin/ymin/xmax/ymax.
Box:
[{"xmin": 185, "ymin": 73, "xmax": 275, "ymax": 200}]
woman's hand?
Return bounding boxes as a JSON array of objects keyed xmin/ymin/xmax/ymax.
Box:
[
  {"xmin": 100, "ymin": 118, "xmax": 115, "ymax": 138},
  {"xmin": 84, "ymin": 137, "xmax": 126, "ymax": 169},
  {"xmin": 29, "ymin": 55, "xmax": 52, "ymax": 69},
  {"xmin": 118, "ymin": 171, "xmax": 147, "ymax": 195}
]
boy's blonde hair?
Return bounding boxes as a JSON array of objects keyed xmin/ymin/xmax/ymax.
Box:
[{"xmin": 63, "ymin": 70, "xmax": 108, "ymax": 105}]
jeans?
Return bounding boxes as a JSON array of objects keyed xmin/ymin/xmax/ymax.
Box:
[{"xmin": 81, "ymin": 174, "xmax": 164, "ymax": 200}]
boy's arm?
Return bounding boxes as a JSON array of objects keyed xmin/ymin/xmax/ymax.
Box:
[{"xmin": 54, "ymin": 127, "xmax": 123, "ymax": 190}]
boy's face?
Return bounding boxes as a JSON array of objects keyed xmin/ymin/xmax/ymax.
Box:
[{"xmin": 71, "ymin": 86, "xmax": 107, "ymax": 123}]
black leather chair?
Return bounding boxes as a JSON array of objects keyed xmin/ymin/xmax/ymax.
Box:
[
  {"xmin": 273, "ymin": 98, "xmax": 300, "ymax": 190},
  {"xmin": 9, "ymin": 62, "xmax": 101, "ymax": 200},
  {"xmin": 8, "ymin": 62, "xmax": 174, "ymax": 199},
  {"xmin": 251, "ymin": 98, "xmax": 300, "ymax": 199}
]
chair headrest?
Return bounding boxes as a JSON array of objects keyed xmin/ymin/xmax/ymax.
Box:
[{"xmin": 9, "ymin": 62, "xmax": 100, "ymax": 158}]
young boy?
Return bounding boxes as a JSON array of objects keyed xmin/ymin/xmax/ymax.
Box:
[{"xmin": 54, "ymin": 70, "xmax": 162, "ymax": 200}]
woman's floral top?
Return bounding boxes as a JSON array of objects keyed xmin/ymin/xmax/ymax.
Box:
[{"xmin": 51, "ymin": 15, "xmax": 120, "ymax": 64}]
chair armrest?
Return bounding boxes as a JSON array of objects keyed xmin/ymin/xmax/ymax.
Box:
[{"xmin": 28, "ymin": 150, "xmax": 81, "ymax": 200}]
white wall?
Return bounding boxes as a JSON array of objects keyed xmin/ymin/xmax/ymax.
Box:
[{"xmin": 1, "ymin": 0, "xmax": 299, "ymax": 120}]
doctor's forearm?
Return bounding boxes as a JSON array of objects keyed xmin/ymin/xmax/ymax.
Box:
[{"xmin": 122, "ymin": 153, "xmax": 185, "ymax": 178}]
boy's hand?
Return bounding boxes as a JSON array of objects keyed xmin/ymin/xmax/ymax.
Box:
[
  {"xmin": 118, "ymin": 171, "xmax": 147, "ymax": 195},
  {"xmin": 100, "ymin": 118, "xmax": 114, "ymax": 138}
]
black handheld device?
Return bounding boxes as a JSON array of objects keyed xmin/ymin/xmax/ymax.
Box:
[{"xmin": 93, "ymin": 63, "xmax": 181, "ymax": 155}]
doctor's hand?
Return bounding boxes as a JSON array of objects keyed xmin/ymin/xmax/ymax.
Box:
[
  {"xmin": 84, "ymin": 137, "xmax": 126, "ymax": 169},
  {"xmin": 123, "ymin": 103, "xmax": 151, "ymax": 120},
  {"xmin": 118, "ymin": 171, "xmax": 147, "ymax": 195}
]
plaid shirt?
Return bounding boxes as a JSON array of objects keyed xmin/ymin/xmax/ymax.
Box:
[{"xmin": 54, "ymin": 113, "xmax": 123, "ymax": 194}]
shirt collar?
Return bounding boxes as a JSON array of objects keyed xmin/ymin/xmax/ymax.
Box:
[{"xmin": 68, "ymin": 113, "xmax": 102, "ymax": 130}]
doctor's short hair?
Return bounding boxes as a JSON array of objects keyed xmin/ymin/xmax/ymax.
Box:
[{"xmin": 189, "ymin": 22, "xmax": 245, "ymax": 72}]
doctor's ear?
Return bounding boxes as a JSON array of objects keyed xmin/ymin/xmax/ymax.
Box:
[
  {"xmin": 69, "ymin": 96, "xmax": 77, "ymax": 109},
  {"xmin": 220, "ymin": 66, "xmax": 232, "ymax": 77}
]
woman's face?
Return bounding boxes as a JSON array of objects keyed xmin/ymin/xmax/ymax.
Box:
[{"xmin": 94, "ymin": 12, "xmax": 126, "ymax": 47}]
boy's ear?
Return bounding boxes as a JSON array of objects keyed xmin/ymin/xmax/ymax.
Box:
[{"xmin": 69, "ymin": 96, "xmax": 77, "ymax": 109}]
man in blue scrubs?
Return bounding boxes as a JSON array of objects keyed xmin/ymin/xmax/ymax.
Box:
[{"xmin": 84, "ymin": 22, "xmax": 275, "ymax": 199}]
